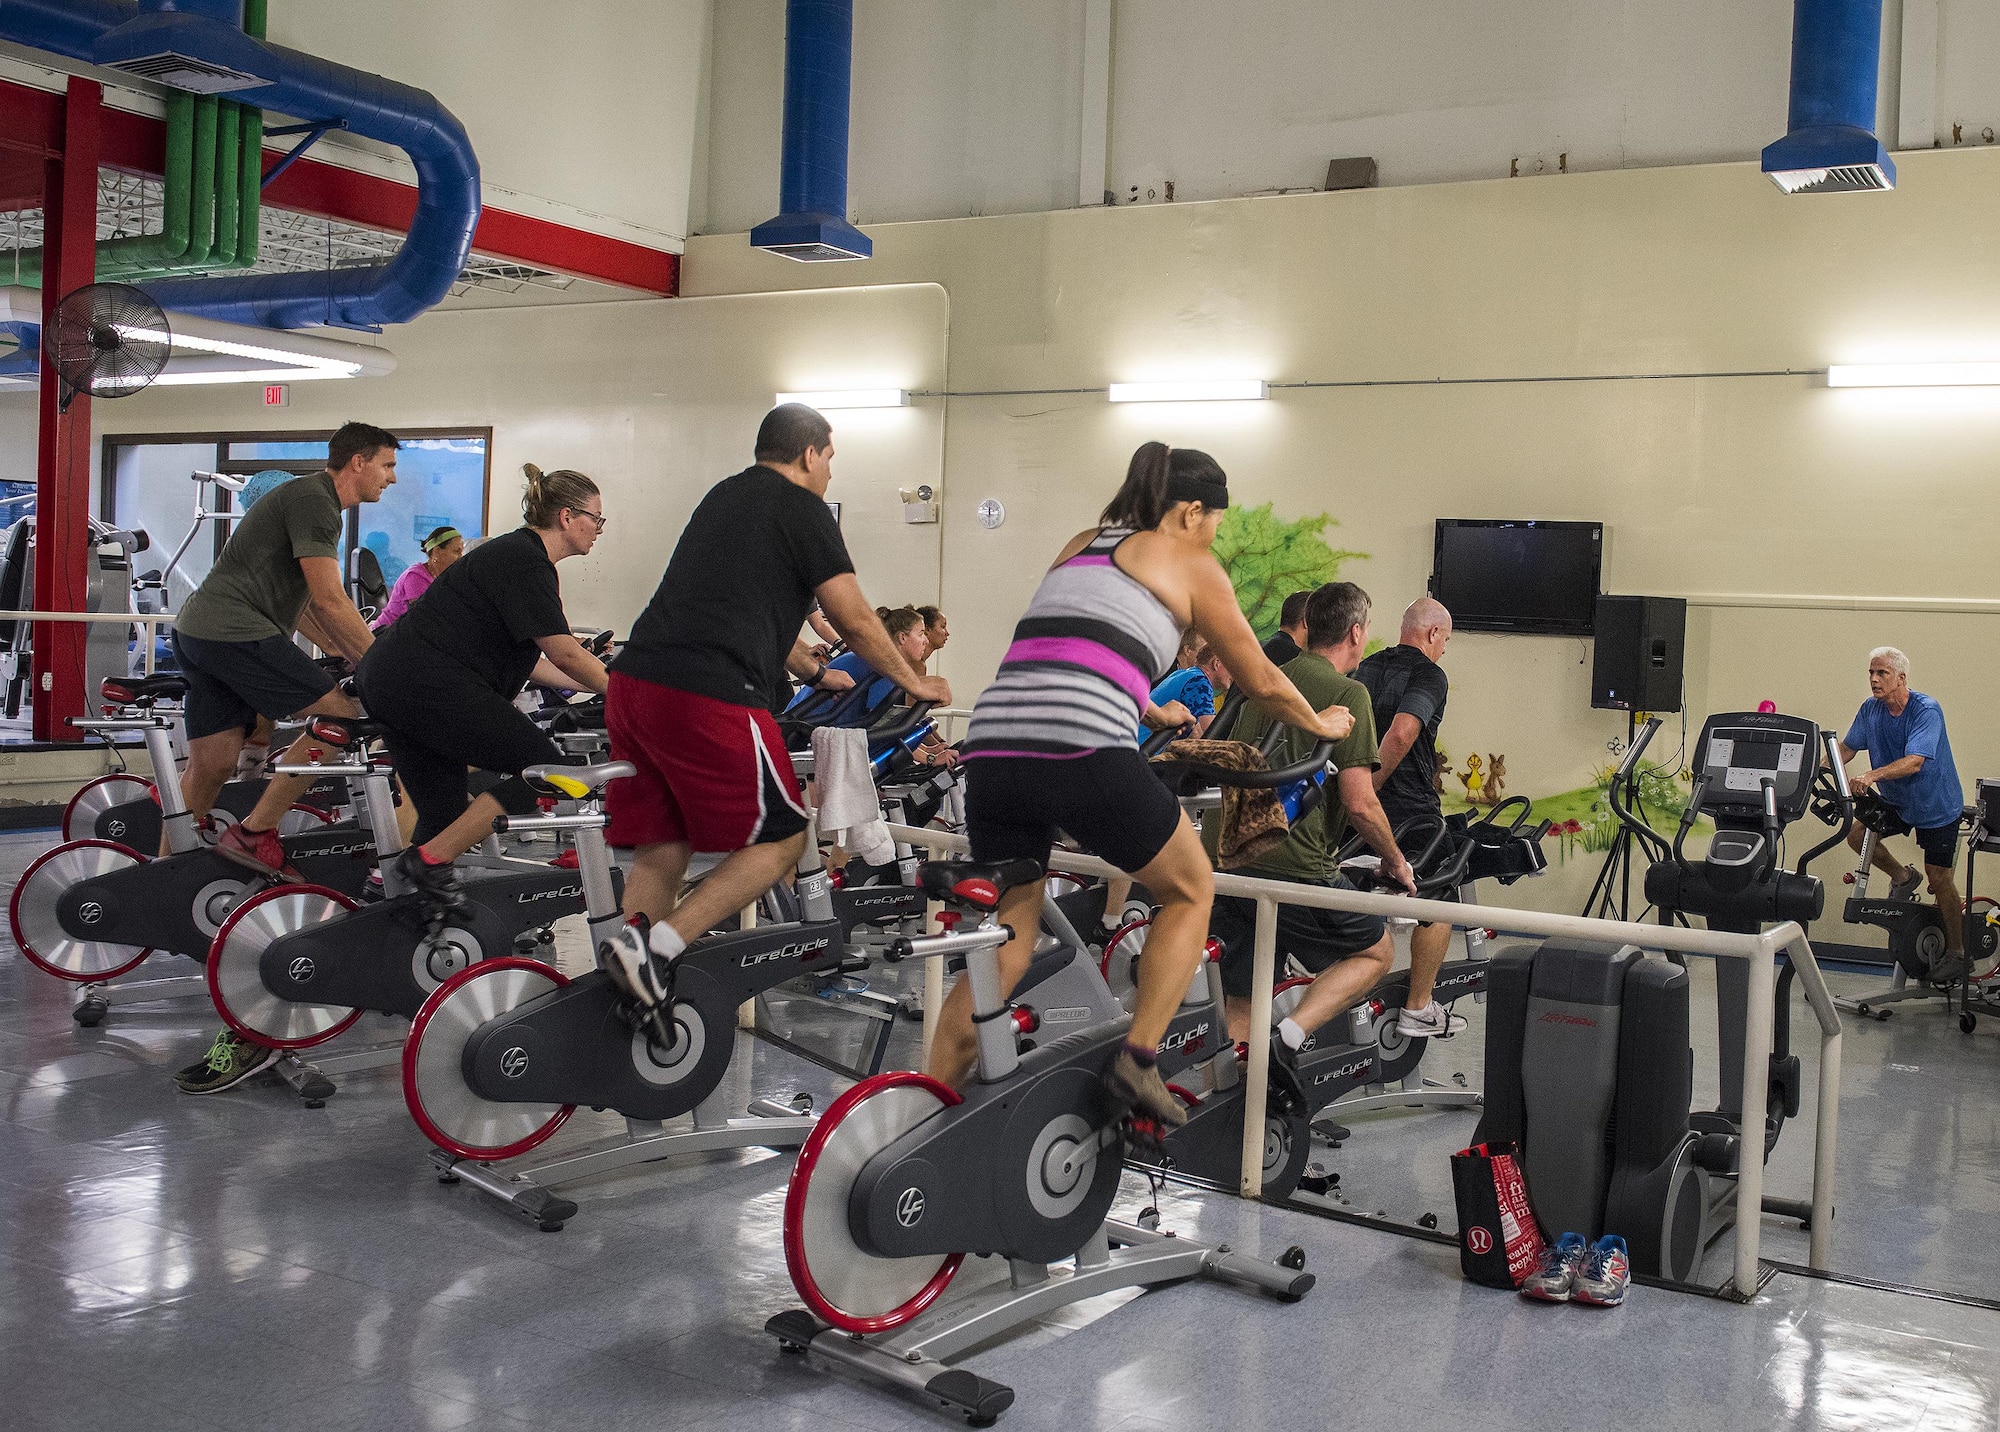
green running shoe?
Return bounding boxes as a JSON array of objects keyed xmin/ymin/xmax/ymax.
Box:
[{"xmin": 174, "ymin": 1029, "xmax": 279, "ymax": 1096}]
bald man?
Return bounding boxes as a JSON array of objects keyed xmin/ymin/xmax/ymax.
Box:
[{"xmin": 1354, "ymin": 597, "xmax": 1460, "ymax": 1036}]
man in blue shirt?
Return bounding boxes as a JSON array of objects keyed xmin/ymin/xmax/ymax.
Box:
[
  {"xmin": 1839, "ymin": 646, "xmax": 1967, "ymax": 977},
  {"xmin": 1140, "ymin": 638, "xmax": 1230, "ymax": 739}
]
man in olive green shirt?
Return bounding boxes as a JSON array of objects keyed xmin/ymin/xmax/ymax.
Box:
[
  {"xmin": 172, "ymin": 422, "xmax": 398, "ymax": 878},
  {"xmin": 1208, "ymin": 582, "xmax": 1414, "ymax": 1049}
]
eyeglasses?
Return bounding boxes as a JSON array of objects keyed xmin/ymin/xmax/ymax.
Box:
[{"xmin": 569, "ymin": 508, "xmax": 607, "ymax": 531}]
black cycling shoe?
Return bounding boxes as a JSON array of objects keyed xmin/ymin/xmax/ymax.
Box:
[{"xmin": 395, "ymin": 846, "xmax": 468, "ymax": 913}]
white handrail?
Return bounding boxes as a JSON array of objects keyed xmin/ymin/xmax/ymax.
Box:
[
  {"xmin": 0, "ymin": 609, "xmax": 176, "ymax": 677},
  {"xmin": 885, "ymin": 821, "xmax": 1841, "ymax": 1295}
]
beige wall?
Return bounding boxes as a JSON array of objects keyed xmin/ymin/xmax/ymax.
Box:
[
  {"xmin": 78, "ymin": 283, "xmax": 951, "ymax": 636},
  {"xmin": 681, "ymin": 147, "xmax": 2000, "ymax": 937}
]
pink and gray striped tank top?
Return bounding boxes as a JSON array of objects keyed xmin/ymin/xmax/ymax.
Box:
[{"xmin": 962, "ymin": 527, "xmax": 1184, "ymax": 758}]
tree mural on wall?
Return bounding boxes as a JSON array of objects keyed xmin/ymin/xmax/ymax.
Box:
[{"xmin": 1213, "ymin": 502, "xmax": 1368, "ymax": 638}]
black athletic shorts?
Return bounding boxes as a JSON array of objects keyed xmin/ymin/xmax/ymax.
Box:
[
  {"xmin": 964, "ymin": 747, "xmax": 1182, "ymax": 875},
  {"xmin": 357, "ymin": 659, "xmax": 560, "ymax": 848},
  {"xmin": 1875, "ymin": 807, "xmax": 1961, "ymax": 870},
  {"xmin": 172, "ymin": 629, "xmax": 335, "ymax": 740},
  {"xmin": 1211, "ymin": 874, "xmax": 1388, "ymax": 1000}
]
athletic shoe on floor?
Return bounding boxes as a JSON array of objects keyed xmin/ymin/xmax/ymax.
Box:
[
  {"xmin": 1572, "ymin": 1234, "xmax": 1631, "ymax": 1307},
  {"xmin": 1889, "ymin": 867, "xmax": 1924, "ymax": 901},
  {"xmin": 1519, "ymin": 1231, "xmax": 1589, "ymax": 1302},
  {"xmin": 596, "ymin": 919, "xmax": 675, "ymax": 1011},
  {"xmin": 1104, "ymin": 1048, "xmax": 1188, "ymax": 1128},
  {"xmin": 174, "ymin": 1029, "xmax": 279, "ymax": 1095},
  {"xmin": 1397, "ymin": 1000, "xmax": 1469, "ymax": 1039},
  {"xmin": 395, "ymin": 847, "xmax": 468, "ymax": 912},
  {"xmin": 214, "ymin": 821, "xmax": 301, "ymax": 882}
]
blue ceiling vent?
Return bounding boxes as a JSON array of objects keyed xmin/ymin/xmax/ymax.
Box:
[
  {"xmin": 1762, "ymin": 0, "xmax": 1896, "ymax": 194},
  {"xmin": 751, "ymin": 0, "xmax": 871, "ymax": 262}
]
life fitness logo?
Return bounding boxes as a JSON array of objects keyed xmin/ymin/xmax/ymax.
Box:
[
  {"xmin": 499, "ymin": 1046, "xmax": 530, "ymax": 1079},
  {"xmin": 895, "ymin": 1186, "xmax": 926, "ymax": 1228},
  {"xmin": 287, "ymin": 956, "xmax": 316, "ymax": 983},
  {"xmin": 77, "ymin": 900, "xmax": 104, "ymax": 925},
  {"xmin": 1466, "ymin": 1225, "xmax": 1495, "ymax": 1256}
]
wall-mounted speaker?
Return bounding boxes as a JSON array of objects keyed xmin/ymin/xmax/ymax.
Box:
[{"xmin": 1591, "ymin": 595, "xmax": 1686, "ymax": 712}]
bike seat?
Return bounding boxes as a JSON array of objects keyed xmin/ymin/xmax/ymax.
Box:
[
  {"xmin": 101, "ymin": 673, "xmax": 188, "ymax": 704},
  {"xmin": 306, "ymin": 715, "xmax": 391, "ymax": 746},
  {"xmin": 524, "ymin": 760, "xmax": 635, "ymax": 799},
  {"xmin": 917, "ymin": 858, "xmax": 1045, "ymax": 911}
]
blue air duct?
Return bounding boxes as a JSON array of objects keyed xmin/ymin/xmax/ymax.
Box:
[
  {"xmin": 0, "ymin": 0, "xmax": 479, "ymax": 329},
  {"xmin": 750, "ymin": 0, "xmax": 871, "ymax": 262},
  {"xmin": 1761, "ymin": 0, "xmax": 1895, "ymax": 194},
  {"xmin": 0, "ymin": 322, "xmax": 38, "ymax": 379}
]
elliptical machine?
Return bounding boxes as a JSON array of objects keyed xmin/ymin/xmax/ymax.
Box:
[
  {"xmin": 768, "ymin": 859, "xmax": 1313, "ymax": 1425},
  {"xmin": 1475, "ymin": 709, "xmax": 1850, "ymax": 1282}
]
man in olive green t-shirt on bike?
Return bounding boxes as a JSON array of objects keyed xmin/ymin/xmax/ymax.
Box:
[{"xmin": 1205, "ymin": 582, "xmax": 1415, "ymax": 1062}]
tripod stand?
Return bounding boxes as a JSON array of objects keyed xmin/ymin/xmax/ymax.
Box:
[{"xmin": 1583, "ymin": 710, "xmax": 1651, "ymax": 920}]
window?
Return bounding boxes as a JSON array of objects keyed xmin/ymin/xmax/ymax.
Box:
[{"xmin": 100, "ymin": 428, "xmax": 492, "ymax": 604}]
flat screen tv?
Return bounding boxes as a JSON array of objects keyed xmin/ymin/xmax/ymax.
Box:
[{"xmin": 1430, "ymin": 519, "xmax": 1603, "ymax": 636}]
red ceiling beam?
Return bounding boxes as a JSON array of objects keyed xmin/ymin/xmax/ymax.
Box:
[{"xmin": 1, "ymin": 76, "xmax": 678, "ymax": 296}]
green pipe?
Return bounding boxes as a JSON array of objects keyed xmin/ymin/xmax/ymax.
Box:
[
  {"xmin": 211, "ymin": 100, "xmax": 239, "ymax": 265},
  {"xmin": 12, "ymin": 89, "xmax": 197, "ymax": 285},
  {"xmin": 232, "ymin": 100, "xmax": 262, "ymax": 269},
  {"xmin": 232, "ymin": 0, "xmax": 266, "ymax": 269},
  {"xmin": 13, "ymin": 0, "xmax": 263, "ymax": 288}
]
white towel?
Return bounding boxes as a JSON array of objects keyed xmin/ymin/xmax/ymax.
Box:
[{"xmin": 811, "ymin": 726, "xmax": 895, "ymax": 867}]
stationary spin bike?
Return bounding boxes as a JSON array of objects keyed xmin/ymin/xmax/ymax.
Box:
[
  {"xmin": 10, "ymin": 675, "xmax": 374, "ymax": 1027},
  {"xmin": 404, "ymin": 760, "xmax": 849, "ymax": 1231},
  {"xmin": 205, "ymin": 715, "xmax": 597, "ymax": 1057},
  {"xmin": 768, "ymin": 860, "xmax": 1314, "ymax": 1426},
  {"xmin": 1833, "ymin": 790, "xmax": 1997, "ymax": 1020}
]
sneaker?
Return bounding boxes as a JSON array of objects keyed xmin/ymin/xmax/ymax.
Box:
[
  {"xmin": 1104, "ymin": 1048, "xmax": 1188, "ymax": 1128},
  {"xmin": 394, "ymin": 847, "xmax": 468, "ymax": 913},
  {"xmin": 174, "ymin": 1029, "xmax": 278, "ymax": 1096},
  {"xmin": 596, "ymin": 919, "xmax": 675, "ymax": 1010},
  {"xmin": 1572, "ymin": 1234, "xmax": 1631, "ymax": 1307},
  {"xmin": 1930, "ymin": 950, "xmax": 1970, "ymax": 986},
  {"xmin": 1519, "ymin": 1231, "xmax": 1589, "ymax": 1302},
  {"xmin": 214, "ymin": 821, "xmax": 301, "ymax": 882},
  {"xmin": 1889, "ymin": 867, "xmax": 1923, "ymax": 902},
  {"xmin": 1397, "ymin": 1000, "xmax": 1470, "ymax": 1039}
]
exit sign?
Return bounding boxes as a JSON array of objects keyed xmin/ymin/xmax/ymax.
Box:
[{"xmin": 262, "ymin": 384, "xmax": 289, "ymax": 408}]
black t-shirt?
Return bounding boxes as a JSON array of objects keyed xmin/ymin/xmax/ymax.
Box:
[
  {"xmin": 366, "ymin": 526, "xmax": 568, "ymax": 695},
  {"xmin": 614, "ymin": 465, "xmax": 855, "ymax": 707},
  {"xmin": 1262, "ymin": 631, "xmax": 1301, "ymax": 666},
  {"xmin": 1354, "ymin": 643, "xmax": 1449, "ymax": 823}
]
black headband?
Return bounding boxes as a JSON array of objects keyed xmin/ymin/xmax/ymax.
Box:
[{"xmin": 1167, "ymin": 475, "xmax": 1229, "ymax": 510}]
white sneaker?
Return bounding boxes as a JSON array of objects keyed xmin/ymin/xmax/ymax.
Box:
[
  {"xmin": 1889, "ymin": 868, "xmax": 1923, "ymax": 902},
  {"xmin": 1396, "ymin": 1000, "xmax": 1468, "ymax": 1038}
]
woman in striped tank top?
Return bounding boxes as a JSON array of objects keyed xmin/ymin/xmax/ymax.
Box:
[{"xmin": 935, "ymin": 443, "xmax": 1357, "ymax": 1125}]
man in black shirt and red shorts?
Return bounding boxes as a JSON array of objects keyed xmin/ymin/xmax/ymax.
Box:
[
  {"xmin": 1354, "ymin": 596, "xmax": 1462, "ymax": 1038},
  {"xmin": 597, "ymin": 405, "xmax": 949, "ymax": 1005}
]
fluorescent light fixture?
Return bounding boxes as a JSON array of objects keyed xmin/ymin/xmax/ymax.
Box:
[
  {"xmin": 1107, "ymin": 379, "xmax": 1270, "ymax": 404},
  {"xmin": 117, "ymin": 325, "xmax": 363, "ymax": 377},
  {"xmin": 1827, "ymin": 362, "xmax": 2000, "ymax": 389},
  {"xmin": 775, "ymin": 388, "xmax": 909, "ymax": 410}
]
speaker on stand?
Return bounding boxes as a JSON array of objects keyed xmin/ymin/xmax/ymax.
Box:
[{"xmin": 1586, "ymin": 596, "xmax": 1688, "ymax": 919}]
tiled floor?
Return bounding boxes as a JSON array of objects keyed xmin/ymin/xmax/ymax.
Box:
[{"xmin": 5, "ymin": 829, "xmax": 2000, "ymax": 1431}]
